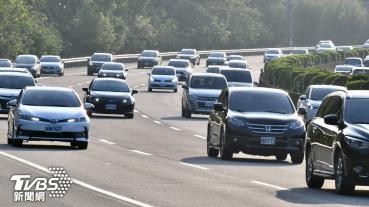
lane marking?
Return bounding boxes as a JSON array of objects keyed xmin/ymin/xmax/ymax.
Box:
[
  {"xmin": 251, "ymin": 181, "xmax": 288, "ymax": 191},
  {"xmin": 0, "ymin": 151, "xmax": 153, "ymax": 207},
  {"xmin": 98, "ymin": 139, "xmax": 116, "ymax": 145},
  {"xmin": 76, "ymin": 83, "xmax": 82, "ymax": 86},
  {"xmin": 140, "ymin": 83, "xmax": 145, "ymax": 86},
  {"xmin": 170, "ymin": 127, "xmax": 181, "ymax": 131},
  {"xmin": 134, "ymin": 109, "xmax": 139, "ymax": 113},
  {"xmin": 194, "ymin": 135, "xmax": 206, "ymax": 140},
  {"xmin": 141, "ymin": 115, "xmax": 149, "ymax": 119},
  {"xmin": 180, "ymin": 162, "xmax": 208, "ymax": 170},
  {"xmin": 130, "ymin": 150, "xmax": 152, "ymax": 156},
  {"xmin": 153, "ymin": 121, "xmax": 162, "ymax": 125}
]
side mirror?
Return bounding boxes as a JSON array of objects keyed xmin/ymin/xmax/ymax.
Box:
[
  {"xmin": 125, "ymin": 69, "xmax": 129, "ymax": 72},
  {"xmin": 213, "ymin": 103, "xmax": 224, "ymax": 111},
  {"xmin": 35, "ymin": 80, "xmax": 38, "ymax": 84},
  {"xmin": 7, "ymin": 99, "xmax": 17, "ymax": 108},
  {"xmin": 84, "ymin": 103, "xmax": 94, "ymax": 110},
  {"xmin": 297, "ymin": 107, "xmax": 307, "ymax": 115},
  {"xmin": 37, "ymin": 61, "xmax": 40, "ymax": 64},
  {"xmin": 82, "ymin": 88, "xmax": 89, "ymax": 94},
  {"xmin": 324, "ymin": 114, "xmax": 338, "ymax": 126},
  {"xmin": 253, "ymin": 81, "xmax": 259, "ymax": 86},
  {"xmin": 299, "ymin": 95, "xmax": 307, "ymax": 102},
  {"xmin": 182, "ymin": 84, "xmax": 188, "ymax": 89},
  {"xmin": 147, "ymin": 72, "xmax": 151, "ymax": 76},
  {"xmin": 132, "ymin": 90, "xmax": 138, "ymax": 95}
]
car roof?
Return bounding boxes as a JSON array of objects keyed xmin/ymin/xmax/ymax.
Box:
[
  {"xmin": 93, "ymin": 78, "xmax": 128, "ymax": 84},
  {"xmin": 41, "ymin": 55, "xmax": 60, "ymax": 58},
  {"xmin": 16, "ymin": 55, "xmax": 37, "ymax": 58},
  {"xmin": 0, "ymin": 72, "xmax": 32, "ymax": 77},
  {"xmin": 92, "ymin": 53, "xmax": 112, "ymax": 56},
  {"xmin": 220, "ymin": 68, "xmax": 251, "ymax": 73},
  {"xmin": 308, "ymin": 85, "xmax": 347, "ymax": 90},
  {"xmin": 169, "ymin": 59, "xmax": 190, "ymax": 62},
  {"xmin": 0, "ymin": 68, "xmax": 28, "ymax": 73},
  {"xmin": 346, "ymin": 91, "xmax": 369, "ymax": 99},
  {"xmin": 102, "ymin": 62, "xmax": 123, "ymax": 65},
  {"xmin": 228, "ymin": 87, "xmax": 288, "ymax": 95},
  {"xmin": 352, "ymin": 67, "xmax": 369, "ymax": 70},
  {"xmin": 153, "ymin": 66, "xmax": 175, "ymax": 70},
  {"xmin": 207, "ymin": 65, "xmax": 229, "ymax": 69},
  {"xmin": 142, "ymin": 50, "xmax": 159, "ymax": 53},
  {"xmin": 191, "ymin": 73, "xmax": 225, "ymax": 78}
]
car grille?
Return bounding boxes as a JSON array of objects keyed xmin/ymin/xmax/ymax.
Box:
[
  {"xmin": 247, "ymin": 123, "xmax": 288, "ymax": 135},
  {"xmin": 198, "ymin": 97, "xmax": 218, "ymax": 101},
  {"xmin": 42, "ymin": 66, "xmax": 56, "ymax": 69}
]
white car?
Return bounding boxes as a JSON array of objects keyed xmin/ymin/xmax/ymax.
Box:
[
  {"xmin": 291, "ymin": 49, "xmax": 309, "ymax": 55},
  {"xmin": 316, "ymin": 40, "xmax": 335, "ymax": 49},
  {"xmin": 364, "ymin": 55, "xmax": 369, "ymax": 67},
  {"xmin": 344, "ymin": 57, "xmax": 364, "ymax": 67},
  {"xmin": 148, "ymin": 66, "xmax": 178, "ymax": 92},
  {"xmin": 316, "ymin": 44, "xmax": 336, "ymax": 53},
  {"xmin": 264, "ymin": 49, "xmax": 283, "ymax": 63},
  {"xmin": 334, "ymin": 65, "xmax": 354, "ymax": 75}
]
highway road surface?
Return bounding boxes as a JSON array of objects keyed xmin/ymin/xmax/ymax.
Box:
[{"xmin": 0, "ymin": 56, "xmax": 368, "ymax": 207}]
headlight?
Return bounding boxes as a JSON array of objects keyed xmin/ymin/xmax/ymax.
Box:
[
  {"xmin": 229, "ymin": 117, "xmax": 246, "ymax": 127},
  {"xmin": 116, "ymin": 73, "xmax": 123, "ymax": 77},
  {"xmin": 67, "ymin": 117, "xmax": 87, "ymax": 123},
  {"xmin": 290, "ymin": 121, "xmax": 304, "ymax": 129},
  {"xmin": 190, "ymin": 93, "xmax": 198, "ymax": 100},
  {"xmin": 171, "ymin": 78, "xmax": 177, "ymax": 82},
  {"xmin": 92, "ymin": 97, "xmax": 100, "ymax": 102},
  {"xmin": 122, "ymin": 99, "xmax": 130, "ymax": 104},
  {"xmin": 345, "ymin": 136, "xmax": 369, "ymax": 148},
  {"xmin": 88, "ymin": 62, "xmax": 93, "ymax": 66},
  {"xmin": 150, "ymin": 77, "xmax": 154, "ymax": 82},
  {"xmin": 19, "ymin": 114, "xmax": 40, "ymax": 121}
]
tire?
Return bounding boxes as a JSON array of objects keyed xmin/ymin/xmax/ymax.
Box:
[
  {"xmin": 181, "ymin": 104, "xmax": 185, "ymax": 117},
  {"xmin": 7, "ymin": 138, "xmax": 13, "ymax": 145},
  {"xmin": 184, "ymin": 106, "xmax": 192, "ymax": 118},
  {"xmin": 306, "ymin": 149, "xmax": 324, "ymax": 188},
  {"xmin": 174, "ymin": 88, "xmax": 177, "ymax": 93},
  {"xmin": 87, "ymin": 110, "xmax": 93, "ymax": 118},
  {"xmin": 87, "ymin": 70, "xmax": 93, "ymax": 76},
  {"xmin": 207, "ymin": 127, "xmax": 219, "ymax": 157},
  {"xmin": 148, "ymin": 88, "xmax": 152, "ymax": 92},
  {"xmin": 220, "ymin": 129, "xmax": 233, "ymax": 160},
  {"xmin": 276, "ymin": 153, "xmax": 287, "ymax": 161},
  {"xmin": 125, "ymin": 113, "xmax": 134, "ymax": 119},
  {"xmin": 335, "ymin": 152, "xmax": 355, "ymax": 195},
  {"xmin": 77, "ymin": 142, "xmax": 88, "ymax": 150},
  {"xmin": 291, "ymin": 152, "xmax": 304, "ymax": 164},
  {"xmin": 12, "ymin": 140, "xmax": 23, "ymax": 147}
]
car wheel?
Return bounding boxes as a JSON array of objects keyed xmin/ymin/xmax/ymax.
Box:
[
  {"xmin": 148, "ymin": 88, "xmax": 152, "ymax": 92},
  {"xmin": 335, "ymin": 152, "xmax": 355, "ymax": 194},
  {"xmin": 291, "ymin": 152, "xmax": 304, "ymax": 164},
  {"xmin": 12, "ymin": 140, "xmax": 23, "ymax": 147},
  {"xmin": 181, "ymin": 104, "xmax": 186, "ymax": 118},
  {"xmin": 87, "ymin": 70, "xmax": 93, "ymax": 76},
  {"xmin": 184, "ymin": 106, "xmax": 192, "ymax": 118},
  {"xmin": 207, "ymin": 129, "xmax": 219, "ymax": 157},
  {"xmin": 275, "ymin": 153, "xmax": 287, "ymax": 161},
  {"xmin": 220, "ymin": 129, "xmax": 233, "ymax": 160},
  {"xmin": 306, "ymin": 148, "xmax": 324, "ymax": 188},
  {"xmin": 87, "ymin": 110, "xmax": 93, "ymax": 117},
  {"xmin": 77, "ymin": 142, "xmax": 88, "ymax": 150},
  {"xmin": 125, "ymin": 113, "xmax": 134, "ymax": 119},
  {"xmin": 174, "ymin": 88, "xmax": 177, "ymax": 93}
]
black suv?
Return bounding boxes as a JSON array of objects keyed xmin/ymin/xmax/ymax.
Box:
[
  {"xmin": 207, "ymin": 87, "xmax": 306, "ymax": 163},
  {"xmin": 87, "ymin": 53, "xmax": 113, "ymax": 76},
  {"xmin": 305, "ymin": 90, "xmax": 369, "ymax": 194}
]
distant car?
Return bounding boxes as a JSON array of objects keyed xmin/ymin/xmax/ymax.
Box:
[
  {"xmin": 168, "ymin": 59, "xmax": 192, "ymax": 81},
  {"xmin": 83, "ymin": 78, "xmax": 137, "ymax": 119},
  {"xmin": 40, "ymin": 55, "xmax": 64, "ymax": 76},
  {"xmin": 14, "ymin": 55, "xmax": 41, "ymax": 78},
  {"xmin": 176, "ymin": 49, "xmax": 200, "ymax": 65},
  {"xmin": 291, "ymin": 49, "xmax": 309, "ymax": 55},
  {"xmin": 351, "ymin": 67, "xmax": 369, "ymax": 75},
  {"xmin": 206, "ymin": 52, "xmax": 227, "ymax": 67},
  {"xmin": 137, "ymin": 50, "xmax": 162, "ymax": 69},
  {"xmin": 224, "ymin": 55, "xmax": 244, "ymax": 65},
  {"xmin": 182, "ymin": 73, "xmax": 227, "ymax": 118},
  {"xmin": 316, "ymin": 42, "xmax": 336, "ymax": 53},
  {"xmin": 337, "ymin": 46, "xmax": 353, "ymax": 52},
  {"xmin": 334, "ymin": 65, "xmax": 354, "ymax": 75},
  {"xmin": 264, "ymin": 49, "xmax": 283, "ymax": 63},
  {"xmin": 220, "ymin": 69, "xmax": 254, "ymax": 87},
  {"xmin": 207, "ymin": 87, "xmax": 305, "ymax": 163},
  {"xmin": 345, "ymin": 57, "xmax": 363, "ymax": 67},
  {"xmin": 206, "ymin": 66, "xmax": 229, "ymax": 74},
  {"xmin": 363, "ymin": 39, "xmax": 369, "ymax": 48},
  {"xmin": 365, "ymin": 55, "xmax": 369, "ymax": 67},
  {"xmin": 0, "ymin": 72, "xmax": 36, "ymax": 114},
  {"xmin": 87, "ymin": 53, "xmax": 113, "ymax": 76},
  {"xmin": 316, "ymin": 40, "xmax": 335, "ymax": 49},
  {"xmin": 148, "ymin": 66, "xmax": 178, "ymax": 92},
  {"xmin": 0, "ymin": 59, "xmax": 12, "ymax": 68},
  {"xmin": 305, "ymin": 90, "xmax": 369, "ymax": 194},
  {"xmin": 227, "ymin": 60, "xmax": 248, "ymax": 69},
  {"xmin": 7, "ymin": 86, "xmax": 91, "ymax": 149},
  {"xmin": 297, "ymin": 85, "xmax": 347, "ymax": 124},
  {"xmin": 98, "ymin": 62, "xmax": 128, "ymax": 80}
]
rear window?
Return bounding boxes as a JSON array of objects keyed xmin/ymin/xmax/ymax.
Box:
[
  {"xmin": 22, "ymin": 90, "xmax": 81, "ymax": 107},
  {"xmin": 335, "ymin": 66, "xmax": 353, "ymax": 72},
  {"xmin": 220, "ymin": 70, "xmax": 252, "ymax": 83},
  {"xmin": 190, "ymin": 76, "xmax": 227, "ymax": 89},
  {"xmin": 180, "ymin": 50, "xmax": 195, "ymax": 55},
  {"xmin": 345, "ymin": 59, "xmax": 362, "ymax": 66},
  {"xmin": 228, "ymin": 62, "xmax": 247, "ymax": 69},
  {"xmin": 209, "ymin": 53, "xmax": 226, "ymax": 58},
  {"xmin": 141, "ymin": 51, "xmax": 157, "ymax": 57},
  {"xmin": 0, "ymin": 60, "xmax": 11, "ymax": 67},
  {"xmin": 206, "ymin": 67, "xmax": 220, "ymax": 74},
  {"xmin": 40, "ymin": 56, "xmax": 61, "ymax": 62}
]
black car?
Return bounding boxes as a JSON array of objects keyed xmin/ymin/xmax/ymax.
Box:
[
  {"xmin": 87, "ymin": 53, "xmax": 114, "ymax": 76},
  {"xmin": 207, "ymin": 87, "xmax": 306, "ymax": 162},
  {"xmin": 176, "ymin": 49, "xmax": 200, "ymax": 65},
  {"xmin": 0, "ymin": 59, "xmax": 12, "ymax": 67},
  {"xmin": 0, "ymin": 72, "xmax": 36, "ymax": 114},
  {"xmin": 83, "ymin": 78, "xmax": 137, "ymax": 118},
  {"xmin": 305, "ymin": 90, "xmax": 369, "ymax": 194},
  {"xmin": 98, "ymin": 62, "xmax": 128, "ymax": 80},
  {"xmin": 137, "ymin": 50, "xmax": 162, "ymax": 69},
  {"xmin": 206, "ymin": 52, "xmax": 227, "ymax": 67}
]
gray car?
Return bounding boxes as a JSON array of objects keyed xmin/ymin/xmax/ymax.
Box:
[
  {"xmin": 0, "ymin": 59, "xmax": 13, "ymax": 68},
  {"xmin": 40, "ymin": 55, "xmax": 64, "ymax": 76},
  {"xmin": 137, "ymin": 50, "xmax": 162, "ymax": 69},
  {"xmin": 7, "ymin": 86, "xmax": 92, "ymax": 149},
  {"xmin": 14, "ymin": 55, "xmax": 41, "ymax": 78},
  {"xmin": 182, "ymin": 73, "xmax": 227, "ymax": 118},
  {"xmin": 297, "ymin": 85, "xmax": 346, "ymax": 124},
  {"xmin": 148, "ymin": 66, "xmax": 178, "ymax": 92},
  {"xmin": 98, "ymin": 62, "xmax": 128, "ymax": 79},
  {"xmin": 168, "ymin": 59, "xmax": 192, "ymax": 81}
]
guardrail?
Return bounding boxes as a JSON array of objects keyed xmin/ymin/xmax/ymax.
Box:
[{"xmin": 62, "ymin": 45, "xmax": 362, "ymax": 68}]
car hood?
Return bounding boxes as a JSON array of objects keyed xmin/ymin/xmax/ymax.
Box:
[
  {"xmin": 100, "ymin": 70, "xmax": 124, "ymax": 74},
  {"xmin": 151, "ymin": 75, "xmax": 175, "ymax": 80},
  {"xmin": 20, "ymin": 105, "xmax": 85, "ymax": 120},
  {"xmin": 230, "ymin": 111, "xmax": 298, "ymax": 125},
  {"xmin": 0, "ymin": 88, "xmax": 21, "ymax": 99},
  {"xmin": 41, "ymin": 62, "xmax": 61, "ymax": 67},
  {"xmin": 227, "ymin": 82, "xmax": 253, "ymax": 87},
  {"xmin": 189, "ymin": 88, "xmax": 222, "ymax": 97},
  {"xmin": 344, "ymin": 124, "xmax": 369, "ymax": 142},
  {"xmin": 91, "ymin": 91, "xmax": 131, "ymax": 99}
]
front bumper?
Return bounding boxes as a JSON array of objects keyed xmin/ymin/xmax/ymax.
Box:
[
  {"xmin": 342, "ymin": 146, "xmax": 369, "ymax": 185},
  {"xmin": 149, "ymin": 81, "xmax": 177, "ymax": 90},
  {"xmin": 188, "ymin": 99, "xmax": 216, "ymax": 115},
  {"xmin": 90, "ymin": 100, "xmax": 134, "ymax": 114}
]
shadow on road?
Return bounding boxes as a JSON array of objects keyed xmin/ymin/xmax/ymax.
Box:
[
  {"xmin": 181, "ymin": 156, "xmax": 293, "ymax": 167},
  {"xmin": 276, "ymin": 187, "xmax": 369, "ymax": 206},
  {"xmin": 0, "ymin": 143, "xmax": 77, "ymax": 151}
]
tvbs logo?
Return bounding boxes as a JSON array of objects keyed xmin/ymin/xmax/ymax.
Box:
[{"xmin": 10, "ymin": 167, "xmax": 73, "ymax": 202}]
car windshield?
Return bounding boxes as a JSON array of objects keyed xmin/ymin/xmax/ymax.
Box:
[
  {"xmin": 352, "ymin": 69, "xmax": 369, "ymax": 75},
  {"xmin": 345, "ymin": 59, "xmax": 361, "ymax": 66},
  {"xmin": 228, "ymin": 62, "xmax": 247, "ymax": 69},
  {"xmin": 335, "ymin": 66, "xmax": 353, "ymax": 72},
  {"xmin": 141, "ymin": 51, "xmax": 157, "ymax": 57},
  {"xmin": 15, "ymin": 56, "xmax": 35, "ymax": 64},
  {"xmin": 190, "ymin": 76, "xmax": 227, "ymax": 89},
  {"xmin": 229, "ymin": 91, "xmax": 294, "ymax": 114},
  {"xmin": 0, "ymin": 60, "xmax": 11, "ymax": 67},
  {"xmin": 209, "ymin": 53, "xmax": 225, "ymax": 58},
  {"xmin": 345, "ymin": 99, "xmax": 369, "ymax": 124},
  {"xmin": 91, "ymin": 80, "xmax": 129, "ymax": 92},
  {"xmin": 310, "ymin": 88, "xmax": 340, "ymax": 100},
  {"xmin": 91, "ymin": 55, "xmax": 111, "ymax": 62},
  {"xmin": 292, "ymin": 50, "xmax": 307, "ymax": 55},
  {"xmin": 180, "ymin": 50, "xmax": 195, "ymax": 55},
  {"xmin": 266, "ymin": 50, "xmax": 280, "ymax": 54},
  {"xmin": 227, "ymin": 56, "xmax": 243, "ymax": 61},
  {"xmin": 206, "ymin": 67, "xmax": 220, "ymax": 74},
  {"xmin": 40, "ymin": 56, "xmax": 60, "ymax": 62},
  {"xmin": 102, "ymin": 64, "xmax": 123, "ymax": 71},
  {"xmin": 152, "ymin": 68, "xmax": 175, "ymax": 75},
  {"xmin": 0, "ymin": 75, "xmax": 35, "ymax": 89},
  {"xmin": 320, "ymin": 44, "xmax": 332, "ymax": 48},
  {"xmin": 221, "ymin": 70, "xmax": 252, "ymax": 83},
  {"xmin": 168, "ymin": 61, "xmax": 189, "ymax": 68},
  {"xmin": 22, "ymin": 90, "xmax": 81, "ymax": 107}
]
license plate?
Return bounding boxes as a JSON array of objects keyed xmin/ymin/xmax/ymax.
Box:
[
  {"xmin": 45, "ymin": 125, "xmax": 62, "ymax": 133},
  {"xmin": 260, "ymin": 137, "xmax": 276, "ymax": 145},
  {"xmin": 105, "ymin": 104, "xmax": 117, "ymax": 110}
]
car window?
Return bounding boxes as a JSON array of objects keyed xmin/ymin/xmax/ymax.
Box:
[
  {"xmin": 40, "ymin": 56, "xmax": 61, "ymax": 62},
  {"xmin": 316, "ymin": 98, "xmax": 329, "ymax": 118},
  {"xmin": 345, "ymin": 98, "xmax": 369, "ymax": 124},
  {"xmin": 218, "ymin": 90, "xmax": 228, "ymax": 107},
  {"xmin": 321, "ymin": 96, "xmax": 342, "ymax": 117},
  {"xmin": 0, "ymin": 60, "xmax": 11, "ymax": 67},
  {"xmin": 305, "ymin": 87, "xmax": 311, "ymax": 98},
  {"xmin": 141, "ymin": 51, "xmax": 157, "ymax": 57},
  {"xmin": 168, "ymin": 61, "xmax": 190, "ymax": 68},
  {"xmin": 152, "ymin": 68, "xmax": 175, "ymax": 75},
  {"xmin": 220, "ymin": 70, "xmax": 252, "ymax": 83},
  {"xmin": 91, "ymin": 80, "xmax": 129, "ymax": 92},
  {"xmin": 310, "ymin": 88, "xmax": 340, "ymax": 101},
  {"xmin": 15, "ymin": 56, "xmax": 36, "ymax": 64}
]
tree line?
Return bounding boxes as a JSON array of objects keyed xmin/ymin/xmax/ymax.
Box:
[{"xmin": 1, "ymin": 0, "xmax": 368, "ymax": 58}]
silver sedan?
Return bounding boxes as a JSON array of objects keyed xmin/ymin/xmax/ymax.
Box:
[{"xmin": 7, "ymin": 86, "xmax": 93, "ymax": 149}]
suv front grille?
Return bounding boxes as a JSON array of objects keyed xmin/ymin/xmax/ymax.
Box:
[{"xmin": 248, "ymin": 123, "xmax": 288, "ymax": 135}]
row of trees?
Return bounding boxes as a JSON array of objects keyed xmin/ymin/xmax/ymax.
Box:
[{"xmin": 1, "ymin": 0, "xmax": 369, "ymax": 58}]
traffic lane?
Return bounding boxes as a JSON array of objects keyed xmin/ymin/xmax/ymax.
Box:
[{"xmin": 0, "ymin": 155, "xmax": 135, "ymax": 207}]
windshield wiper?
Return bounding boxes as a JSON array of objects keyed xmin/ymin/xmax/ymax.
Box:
[{"xmin": 264, "ymin": 110, "xmax": 287, "ymax": 114}]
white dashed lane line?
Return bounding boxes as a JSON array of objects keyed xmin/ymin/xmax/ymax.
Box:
[
  {"xmin": 153, "ymin": 121, "xmax": 162, "ymax": 125},
  {"xmin": 250, "ymin": 181, "xmax": 288, "ymax": 191},
  {"xmin": 170, "ymin": 127, "xmax": 181, "ymax": 131},
  {"xmin": 194, "ymin": 135, "xmax": 206, "ymax": 140},
  {"xmin": 130, "ymin": 150, "xmax": 152, "ymax": 156},
  {"xmin": 98, "ymin": 139, "xmax": 116, "ymax": 145},
  {"xmin": 76, "ymin": 83, "xmax": 82, "ymax": 86},
  {"xmin": 134, "ymin": 109, "xmax": 139, "ymax": 113},
  {"xmin": 141, "ymin": 115, "xmax": 149, "ymax": 119},
  {"xmin": 180, "ymin": 162, "xmax": 208, "ymax": 170}
]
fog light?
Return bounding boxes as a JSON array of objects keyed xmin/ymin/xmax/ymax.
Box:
[{"xmin": 353, "ymin": 166, "xmax": 364, "ymax": 175}]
